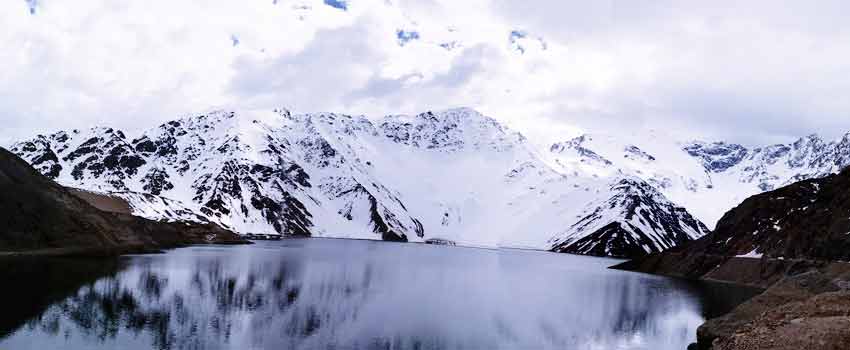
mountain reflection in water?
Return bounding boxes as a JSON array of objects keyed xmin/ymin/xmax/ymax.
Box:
[{"xmin": 0, "ymin": 239, "xmax": 753, "ymax": 350}]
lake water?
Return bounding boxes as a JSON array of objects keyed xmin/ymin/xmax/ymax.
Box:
[{"xmin": 0, "ymin": 239, "xmax": 759, "ymax": 350}]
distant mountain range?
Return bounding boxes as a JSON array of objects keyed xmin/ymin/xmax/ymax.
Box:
[{"xmin": 10, "ymin": 107, "xmax": 850, "ymax": 257}]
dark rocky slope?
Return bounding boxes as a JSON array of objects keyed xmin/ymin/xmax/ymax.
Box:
[
  {"xmin": 0, "ymin": 147, "xmax": 243, "ymax": 256},
  {"xmin": 615, "ymin": 166, "xmax": 850, "ymax": 349},
  {"xmin": 678, "ymin": 174, "xmax": 850, "ymax": 261}
]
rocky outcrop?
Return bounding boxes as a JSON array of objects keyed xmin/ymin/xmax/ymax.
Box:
[
  {"xmin": 0, "ymin": 147, "xmax": 244, "ymax": 256},
  {"xmin": 684, "ymin": 141, "xmax": 749, "ymax": 173}
]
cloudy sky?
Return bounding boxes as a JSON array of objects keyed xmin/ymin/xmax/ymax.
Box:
[{"xmin": 3, "ymin": 0, "xmax": 850, "ymax": 147}]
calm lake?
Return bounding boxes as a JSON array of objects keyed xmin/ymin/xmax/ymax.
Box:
[{"xmin": 0, "ymin": 239, "xmax": 759, "ymax": 350}]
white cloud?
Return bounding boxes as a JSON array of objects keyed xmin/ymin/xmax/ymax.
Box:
[
  {"xmin": 490, "ymin": 0, "xmax": 850, "ymax": 144},
  {"xmin": 3, "ymin": 0, "xmax": 850, "ymax": 147}
]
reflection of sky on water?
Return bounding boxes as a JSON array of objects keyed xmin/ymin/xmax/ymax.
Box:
[{"xmin": 0, "ymin": 240, "xmax": 705, "ymax": 349}]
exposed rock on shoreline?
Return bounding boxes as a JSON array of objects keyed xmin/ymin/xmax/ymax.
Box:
[
  {"xmin": 619, "ymin": 256, "xmax": 850, "ymax": 349},
  {"xmin": 616, "ymin": 166, "xmax": 850, "ymax": 349},
  {"xmin": 704, "ymin": 264, "xmax": 850, "ymax": 350}
]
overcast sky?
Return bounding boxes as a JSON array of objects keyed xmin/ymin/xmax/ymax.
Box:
[{"xmin": 3, "ymin": 0, "xmax": 850, "ymax": 147}]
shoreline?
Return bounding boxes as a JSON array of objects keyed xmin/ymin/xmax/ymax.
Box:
[
  {"xmin": 0, "ymin": 240, "xmax": 251, "ymax": 259},
  {"xmin": 3, "ymin": 235, "xmax": 777, "ymax": 349},
  {"xmin": 2, "ymin": 233, "xmax": 629, "ymax": 260},
  {"xmin": 260, "ymin": 236, "xmax": 635, "ymax": 260},
  {"xmin": 614, "ymin": 253, "xmax": 850, "ymax": 349}
]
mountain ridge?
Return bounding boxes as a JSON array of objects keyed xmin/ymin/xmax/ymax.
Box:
[
  {"xmin": 544, "ymin": 129, "xmax": 850, "ymax": 230},
  {"xmin": 10, "ymin": 107, "xmax": 711, "ymax": 258},
  {"xmin": 15, "ymin": 106, "xmax": 850, "ymax": 257}
]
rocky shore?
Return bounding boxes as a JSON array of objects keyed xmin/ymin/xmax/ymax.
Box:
[
  {"xmin": 615, "ymin": 256, "xmax": 850, "ymax": 349},
  {"xmin": 615, "ymin": 166, "xmax": 850, "ymax": 349}
]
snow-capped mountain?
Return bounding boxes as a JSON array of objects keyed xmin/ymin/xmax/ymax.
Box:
[
  {"xmin": 10, "ymin": 108, "xmax": 708, "ymax": 257},
  {"xmin": 545, "ymin": 131, "xmax": 850, "ymax": 228},
  {"xmin": 549, "ymin": 178, "xmax": 708, "ymax": 257},
  {"xmin": 684, "ymin": 134, "xmax": 850, "ymax": 192}
]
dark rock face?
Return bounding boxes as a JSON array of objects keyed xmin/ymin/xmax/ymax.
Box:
[
  {"xmin": 0, "ymin": 147, "xmax": 243, "ymax": 255},
  {"xmin": 0, "ymin": 146, "xmax": 121, "ymax": 251},
  {"xmin": 11, "ymin": 136, "xmax": 63, "ymax": 179},
  {"xmin": 668, "ymin": 167, "xmax": 850, "ymax": 262},
  {"xmin": 684, "ymin": 142, "xmax": 749, "ymax": 173},
  {"xmin": 141, "ymin": 168, "xmax": 173, "ymax": 195}
]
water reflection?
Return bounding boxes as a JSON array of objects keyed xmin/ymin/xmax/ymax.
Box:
[
  {"xmin": 0, "ymin": 257, "xmax": 122, "ymax": 338},
  {"xmin": 0, "ymin": 240, "xmax": 725, "ymax": 349}
]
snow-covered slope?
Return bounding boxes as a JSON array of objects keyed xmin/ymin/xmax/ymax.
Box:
[
  {"xmin": 10, "ymin": 108, "xmax": 708, "ymax": 257},
  {"xmin": 115, "ymin": 191, "xmax": 224, "ymax": 225},
  {"xmin": 549, "ymin": 178, "xmax": 708, "ymax": 257},
  {"xmin": 682, "ymin": 135, "xmax": 850, "ymax": 217},
  {"xmin": 65, "ymin": 187, "xmax": 225, "ymax": 227}
]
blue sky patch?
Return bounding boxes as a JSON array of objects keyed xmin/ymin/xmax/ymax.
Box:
[
  {"xmin": 509, "ymin": 30, "xmax": 527, "ymax": 42},
  {"xmin": 323, "ymin": 0, "xmax": 347, "ymax": 11},
  {"xmin": 509, "ymin": 30, "xmax": 529, "ymax": 54},
  {"xmin": 396, "ymin": 30, "xmax": 420, "ymax": 46}
]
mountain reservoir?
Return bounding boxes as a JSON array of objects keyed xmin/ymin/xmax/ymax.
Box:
[{"xmin": 0, "ymin": 239, "xmax": 758, "ymax": 350}]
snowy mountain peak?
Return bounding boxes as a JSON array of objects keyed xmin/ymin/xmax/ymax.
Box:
[
  {"xmin": 378, "ymin": 108, "xmax": 523, "ymax": 152},
  {"xmin": 549, "ymin": 176, "xmax": 709, "ymax": 257}
]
